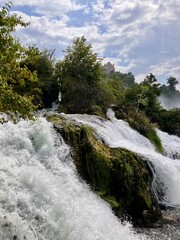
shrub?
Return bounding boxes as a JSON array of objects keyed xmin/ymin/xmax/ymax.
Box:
[{"xmin": 125, "ymin": 111, "xmax": 163, "ymax": 153}]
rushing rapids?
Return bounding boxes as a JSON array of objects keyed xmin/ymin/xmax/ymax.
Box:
[
  {"xmin": 0, "ymin": 117, "xmax": 148, "ymax": 240},
  {"xmin": 62, "ymin": 109, "xmax": 180, "ymax": 207}
]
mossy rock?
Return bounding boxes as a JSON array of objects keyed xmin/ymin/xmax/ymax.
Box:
[{"xmin": 46, "ymin": 113, "xmax": 162, "ymax": 226}]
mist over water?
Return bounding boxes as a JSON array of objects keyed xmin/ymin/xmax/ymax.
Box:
[
  {"xmin": 0, "ymin": 118, "xmax": 147, "ymax": 240},
  {"xmin": 159, "ymin": 94, "xmax": 180, "ymax": 110}
]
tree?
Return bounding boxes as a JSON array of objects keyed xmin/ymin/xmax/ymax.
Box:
[
  {"xmin": 140, "ymin": 73, "xmax": 161, "ymax": 118},
  {"xmin": 121, "ymin": 72, "xmax": 135, "ymax": 87},
  {"xmin": 21, "ymin": 46, "xmax": 59, "ymax": 108},
  {"xmin": 115, "ymin": 73, "xmax": 162, "ymax": 123},
  {"xmin": 116, "ymin": 83, "xmax": 149, "ymax": 115},
  {"xmin": 0, "ymin": 2, "xmax": 39, "ymax": 119},
  {"xmin": 157, "ymin": 109, "xmax": 180, "ymax": 136},
  {"xmin": 57, "ymin": 36, "xmax": 102, "ymax": 85},
  {"xmin": 143, "ymin": 73, "xmax": 158, "ymax": 86},
  {"xmin": 167, "ymin": 77, "xmax": 179, "ymax": 92},
  {"xmin": 160, "ymin": 77, "xmax": 180, "ymax": 104},
  {"xmin": 56, "ymin": 36, "xmax": 103, "ymax": 113}
]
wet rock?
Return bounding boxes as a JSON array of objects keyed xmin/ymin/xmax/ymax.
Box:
[{"xmin": 47, "ymin": 113, "xmax": 162, "ymax": 227}]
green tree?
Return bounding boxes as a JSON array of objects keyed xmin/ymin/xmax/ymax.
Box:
[
  {"xmin": 121, "ymin": 72, "xmax": 135, "ymax": 87},
  {"xmin": 0, "ymin": 2, "xmax": 39, "ymax": 119},
  {"xmin": 167, "ymin": 77, "xmax": 179, "ymax": 92},
  {"xmin": 21, "ymin": 46, "xmax": 59, "ymax": 108},
  {"xmin": 143, "ymin": 73, "xmax": 158, "ymax": 86},
  {"xmin": 136, "ymin": 85, "xmax": 149, "ymax": 112},
  {"xmin": 114, "ymin": 74, "xmax": 162, "ymax": 124},
  {"xmin": 140, "ymin": 73, "xmax": 161, "ymax": 119},
  {"xmin": 59, "ymin": 36, "xmax": 102, "ymax": 85},
  {"xmin": 157, "ymin": 109, "xmax": 180, "ymax": 136},
  {"xmin": 56, "ymin": 36, "xmax": 103, "ymax": 113},
  {"xmin": 160, "ymin": 77, "xmax": 180, "ymax": 106}
]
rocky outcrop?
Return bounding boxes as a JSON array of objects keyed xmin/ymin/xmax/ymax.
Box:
[{"xmin": 46, "ymin": 113, "xmax": 161, "ymax": 227}]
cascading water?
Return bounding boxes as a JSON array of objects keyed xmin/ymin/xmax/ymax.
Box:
[
  {"xmin": 62, "ymin": 109, "xmax": 180, "ymax": 207},
  {"xmin": 0, "ymin": 117, "xmax": 148, "ymax": 240},
  {"xmin": 156, "ymin": 129, "xmax": 180, "ymax": 159}
]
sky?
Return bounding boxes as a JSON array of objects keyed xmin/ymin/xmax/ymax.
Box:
[{"xmin": 2, "ymin": 0, "xmax": 180, "ymax": 86}]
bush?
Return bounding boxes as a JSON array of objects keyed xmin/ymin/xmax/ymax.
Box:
[
  {"xmin": 122, "ymin": 110, "xmax": 163, "ymax": 153},
  {"xmin": 147, "ymin": 129, "xmax": 163, "ymax": 153},
  {"xmin": 155, "ymin": 109, "xmax": 180, "ymax": 137}
]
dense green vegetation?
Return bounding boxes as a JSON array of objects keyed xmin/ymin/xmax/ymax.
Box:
[
  {"xmin": 0, "ymin": 2, "xmax": 59, "ymax": 120},
  {"xmin": 55, "ymin": 36, "xmax": 104, "ymax": 114},
  {"xmin": 0, "ymin": 2, "xmax": 179, "ymax": 137},
  {"xmin": 0, "ymin": 2, "xmax": 38, "ymax": 120},
  {"xmin": 21, "ymin": 46, "xmax": 59, "ymax": 108}
]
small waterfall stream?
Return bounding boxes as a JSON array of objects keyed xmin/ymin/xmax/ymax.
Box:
[{"xmin": 0, "ymin": 117, "xmax": 148, "ymax": 240}]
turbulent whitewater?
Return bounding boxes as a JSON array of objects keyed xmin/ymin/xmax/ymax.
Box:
[
  {"xmin": 0, "ymin": 118, "xmax": 147, "ymax": 240},
  {"xmin": 62, "ymin": 109, "xmax": 180, "ymax": 207}
]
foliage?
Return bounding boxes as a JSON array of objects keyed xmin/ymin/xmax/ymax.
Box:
[
  {"xmin": 0, "ymin": 2, "xmax": 39, "ymax": 119},
  {"xmin": 96, "ymin": 78, "xmax": 123, "ymax": 111},
  {"xmin": 115, "ymin": 73, "xmax": 162, "ymax": 123},
  {"xmin": 116, "ymin": 76, "xmax": 161, "ymax": 115},
  {"xmin": 122, "ymin": 110, "xmax": 162, "ymax": 153},
  {"xmin": 121, "ymin": 72, "xmax": 135, "ymax": 86},
  {"xmin": 136, "ymin": 85, "xmax": 149, "ymax": 111},
  {"xmin": 154, "ymin": 109, "xmax": 180, "ymax": 137},
  {"xmin": 104, "ymin": 71, "xmax": 135, "ymax": 87},
  {"xmin": 21, "ymin": 46, "xmax": 59, "ymax": 108},
  {"xmin": 125, "ymin": 110, "xmax": 153, "ymax": 135},
  {"xmin": 58, "ymin": 36, "xmax": 102, "ymax": 85},
  {"xmin": 167, "ymin": 77, "xmax": 179, "ymax": 93},
  {"xmin": 147, "ymin": 129, "xmax": 163, "ymax": 153},
  {"xmin": 116, "ymin": 83, "xmax": 139, "ymax": 113},
  {"xmin": 112, "ymin": 73, "xmax": 164, "ymax": 149},
  {"xmin": 160, "ymin": 77, "xmax": 180, "ymax": 101},
  {"xmin": 55, "ymin": 36, "xmax": 107, "ymax": 114},
  {"xmin": 140, "ymin": 74, "xmax": 161, "ymax": 116},
  {"xmin": 59, "ymin": 77, "xmax": 100, "ymax": 113}
]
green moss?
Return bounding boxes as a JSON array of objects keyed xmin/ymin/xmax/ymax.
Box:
[
  {"xmin": 147, "ymin": 129, "xmax": 163, "ymax": 153},
  {"xmin": 79, "ymin": 126, "xmax": 112, "ymax": 191},
  {"xmin": 47, "ymin": 113, "xmax": 162, "ymax": 226},
  {"xmin": 45, "ymin": 114, "xmax": 66, "ymax": 126},
  {"xmin": 103, "ymin": 195, "xmax": 120, "ymax": 208}
]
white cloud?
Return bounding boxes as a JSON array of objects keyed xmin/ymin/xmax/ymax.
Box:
[
  {"xmin": 92, "ymin": 1, "xmax": 180, "ymax": 80},
  {"xmin": 9, "ymin": 0, "xmax": 180, "ymax": 84},
  {"xmin": 134, "ymin": 73, "xmax": 147, "ymax": 83},
  {"xmin": 12, "ymin": 0, "xmax": 85, "ymax": 17},
  {"xmin": 13, "ymin": 11, "xmax": 100, "ymax": 59},
  {"xmin": 150, "ymin": 57, "xmax": 180, "ymax": 80}
]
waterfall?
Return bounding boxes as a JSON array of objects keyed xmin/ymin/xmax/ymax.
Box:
[
  {"xmin": 0, "ymin": 118, "xmax": 147, "ymax": 240},
  {"xmin": 62, "ymin": 110, "xmax": 180, "ymax": 207},
  {"xmin": 156, "ymin": 129, "xmax": 180, "ymax": 159}
]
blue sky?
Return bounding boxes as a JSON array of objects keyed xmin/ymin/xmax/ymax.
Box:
[{"xmin": 2, "ymin": 0, "xmax": 180, "ymax": 86}]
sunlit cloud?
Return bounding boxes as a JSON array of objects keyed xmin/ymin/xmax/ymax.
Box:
[{"xmin": 7, "ymin": 0, "xmax": 180, "ymax": 85}]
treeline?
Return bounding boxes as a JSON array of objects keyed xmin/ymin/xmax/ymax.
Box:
[
  {"xmin": 0, "ymin": 3, "xmax": 179, "ymax": 137},
  {"xmin": 0, "ymin": 2, "xmax": 59, "ymax": 118}
]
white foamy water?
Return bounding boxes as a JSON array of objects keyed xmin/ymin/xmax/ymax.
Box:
[
  {"xmin": 156, "ymin": 129, "xmax": 180, "ymax": 159},
  {"xmin": 62, "ymin": 109, "xmax": 180, "ymax": 207},
  {"xmin": 0, "ymin": 118, "xmax": 147, "ymax": 240}
]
